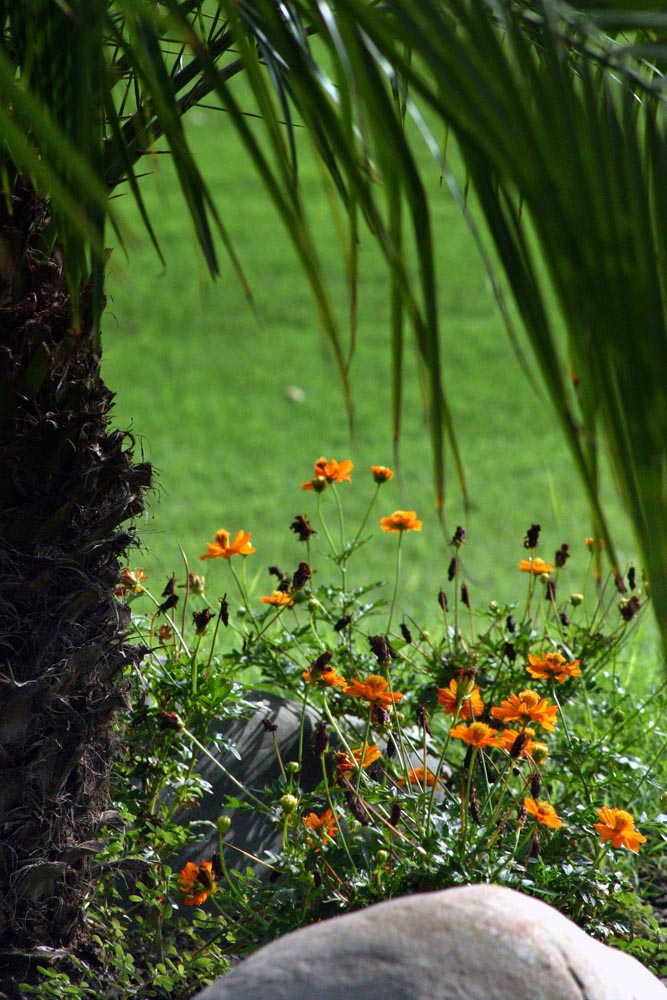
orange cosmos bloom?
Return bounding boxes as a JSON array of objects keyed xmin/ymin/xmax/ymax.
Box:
[
  {"xmin": 371, "ymin": 465, "xmax": 394, "ymax": 483},
  {"xmin": 524, "ymin": 798, "xmax": 563, "ymax": 829},
  {"xmin": 594, "ymin": 807, "xmax": 647, "ymax": 853},
  {"xmin": 261, "ymin": 590, "xmax": 295, "ymax": 608},
  {"xmin": 518, "ymin": 557, "xmax": 554, "ymax": 574},
  {"xmin": 301, "ymin": 456, "xmax": 353, "ymax": 491},
  {"xmin": 438, "ymin": 678, "xmax": 484, "ymax": 720},
  {"xmin": 116, "ymin": 567, "xmax": 148, "ymax": 596},
  {"xmin": 493, "ymin": 727, "xmax": 549, "ymax": 762},
  {"xmin": 526, "ymin": 651, "xmax": 581, "ymax": 683},
  {"xmin": 449, "ymin": 721, "xmax": 499, "ymax": 748},
  {"xmin": 491, "ymin": 690, "xmax": 558, "ymax": 732},
  {"xmin": 335, "ymin": 744, "xmax": 382, "ymax": 776},
  {"xmin": 380, "ymin": 510, "xmax": 422, "ymax": 533},
  {"xmin": 178, "ymin": 859, "xmax": 218, "ymax": 906},
  {"xmin": 345, "ymin": 674, "xmax": 403, "ymax": 708},
  {"xmin": 200, "ymin": 528, "xmax": 256, "ymax": 560},
  {"xmin": 303, "ymin": 807, "xmax": 338, "ymax": 846},
  {"xmin": 397, "ymin": 766, "xmax": 440, "ymax": 788},
  {"xmin": 302, "ymin": 665, "xmax": 348, "ymax": 688}
]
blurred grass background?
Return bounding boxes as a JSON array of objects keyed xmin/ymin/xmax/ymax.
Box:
[{"xmin": 102, "ymin": 100, "xmax": 644, "ymax": 638}]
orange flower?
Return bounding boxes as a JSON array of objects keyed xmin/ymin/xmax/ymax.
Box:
[
  {"xmin": 335, "ymin": 744, "xmax": 382, "ymax": 775},
  {"xmin": 449, "ymin": 721, "xmax": 499, "ymax": 748},
  {"xmin": 491, "ymin": 690, "xmax": 558, "ymax": 732},
  {"xmin": 371, "ymin": 465, "xmax": 394, "ymax": 484},
  {"xmin": 518, "ymin": 557, "xmax": 554, "ymax": 574},
  {"xmin": 302, "ymin": 665, "xmax": 348, "ymax": 688},
  {"xmin": 524, "ymin": 797, "xmax": 563, "ymax": 829},
  {"xmin": 116, "ymin": 567, "xmax": 148, "ymax": 596},
  {"xmin": 380, "ymin": 510, "xmax": 422, "ymax": 533},
  {"xmin": 526, "ymin": 651, "xmax": 581, "ymax": 683},
  {"xmin": 345, "ymin": 674, "xmax": 403, "ymax": 708},
  {"xmin": 493, "ymin": 727, "xmax": 549, "ymax": 762},
  {"xmin": 178, "ymin": 859, "xmax": 218, "ymax": 906},
  {"xmin": 303, "ymin": 807, "xmax": 338, "ymax": 846},
  {"xmin": 261, "ymin": 590, "xmax": 295, "ymax": 608},
  {"xmin": 301, "ymin": 456, "xmax": 353, "ymax": 491},
  {"xmin": 200, "ymin": 528, "xmax": 256, "ymax": 560},
  {"xmin": 594, "ymin": 807, "xmax": 647, "ymax": 853},
  {"xmin": 437, "ymin": 678, "xmax": 484, "ymax": 720},
  {"xmin": 397, "ymin": 766, "xmax": 440, "ymax": 788}
]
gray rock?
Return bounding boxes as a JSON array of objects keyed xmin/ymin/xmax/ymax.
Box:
[
  {"xmin": 173, "ymin": 691, "xmax": 324, "ymax": 873},
  {"xmin": 190, "ymin": 883, "xmax": 666, "ymax": 1000},
  {"xmin": 172, "ymin": 692, "xmax": 440, "ymax": 875}
]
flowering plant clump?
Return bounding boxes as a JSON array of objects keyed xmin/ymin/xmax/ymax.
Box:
[{"xmin": 75, "ymin": 459, "xmax": 667, "ymax": 999}]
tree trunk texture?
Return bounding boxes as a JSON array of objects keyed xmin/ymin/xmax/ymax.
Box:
[{"xmin": 0, "ymin": 178, "xmax": 151, "ymax": 990}]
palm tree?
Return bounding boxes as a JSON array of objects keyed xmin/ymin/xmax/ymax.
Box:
[{"xmin": 2, "ymin": 0, "xmax": 667, "ymax": 984}]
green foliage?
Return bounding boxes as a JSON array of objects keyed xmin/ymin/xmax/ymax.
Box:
[{"xmin": 22, "ymin": 462, "xmax": 667, "ymax": 997}]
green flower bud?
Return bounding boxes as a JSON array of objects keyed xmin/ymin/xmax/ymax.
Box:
[
  {"xmin": 570, "ymin": 593, "xmax": 584, "ymax": 607},
  {"xmin": 376, "ymin": 849, "xmax": 389, "ymax": 865},
  {"xmin": 217, "ymin": 815, "xmax": 232, "ymax": 836},
  {"xmin": 286, "ymin": 761, "xmax": 301, "ymax": 774},
  {"xmin": 280, "ymin": 793, "xmax": 298, "ymax": 815}
]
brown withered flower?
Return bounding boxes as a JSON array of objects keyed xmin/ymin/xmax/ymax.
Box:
[
  {"xmin": 192, "ymin": 607, "xmax": 214, "ymax": 635},
  {"xmin": 292, "ymin": 561, "xmax": 311, "ymax": 591},
  {"xmin": 524, "ymin": 523, "xmax": 541, "ymax": 549},
  {"xmin": 369, "ymin": 634, "xmax": 397, "ymax": 665},
  {"xmin": 555, "ymin": 543, "xmax": 570, "ymax": 568},
  {"xmin": 219, "ymin": 594, "xmax": 229, "ymax": 627},
  {"xmin": 290, "ymin": 514, "xmax": 316, "ymax": 541}
]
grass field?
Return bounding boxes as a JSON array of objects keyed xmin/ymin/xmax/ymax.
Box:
[{"xmin": 102, "ymin": 99, "xmax": 645, "ymax": 638}]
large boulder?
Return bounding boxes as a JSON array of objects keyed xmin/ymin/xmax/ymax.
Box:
[
  {"xmin": 173, "ymin": 691, "xmax": 323, "ymax": 872},
  {"xmin": 191, "ymin": 883, "xmax": 666, "ymax": 1000}
]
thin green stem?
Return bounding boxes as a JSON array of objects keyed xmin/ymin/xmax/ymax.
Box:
[{"xmin": 386, "ymin": 532, "xmax": 403, "ymax": 634}]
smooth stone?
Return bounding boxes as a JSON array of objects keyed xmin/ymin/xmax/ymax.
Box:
[
  {"xmin": 190, "ymin": 883, "xmax": 666, "ymax": 1000},
  {"xmin": 171, "ymin": 692, "xmax": 442, "ymax": 876},
  {"xmin": 173, "ymin": 691, "xmax": 323, "ymax": 873}
]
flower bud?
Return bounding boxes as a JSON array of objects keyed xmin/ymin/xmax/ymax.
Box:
[
  {"xmin": 217, "ymin": 815, "xmax": 232, "ymax": 836},
  {"xmin": 280, "ymin": 793, "xmax": 298, "ymax": 815},
  {"xmin": 570, "ymin": 593, "xmax": 584, "ymax": 607},
  {"xmin": 286, "ymin": 760, "xmax": 301, "ymax": 774},
  {"xmin": 376, "ymin": 849, "xmax": 389, "ymax": 865}
]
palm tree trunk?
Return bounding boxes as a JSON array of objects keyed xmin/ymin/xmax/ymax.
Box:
[{"xmin": 0, "ymin": 176, "xmax": 151, "ymax": 986}]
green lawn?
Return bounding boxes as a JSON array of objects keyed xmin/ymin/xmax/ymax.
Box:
[{"xmin": 102, "ymin": 101, "xmax": 642, "ymax": 635}]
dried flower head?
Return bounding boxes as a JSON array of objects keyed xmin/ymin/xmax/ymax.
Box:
[
  {"xmin": 192, "ymin": 607, "xmax": 214, "ymax": 635},
  {"xmin": 524, "ymin": 524, "xmax": 541, "ymax": 549},
  {"xmin": 290, "ymin": 514, "xmax": 316, "ymax": 541}
]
